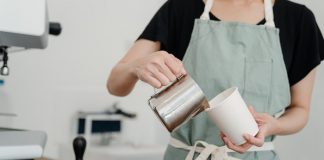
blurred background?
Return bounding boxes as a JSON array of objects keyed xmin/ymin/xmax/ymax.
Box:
[{"xmin": 0, "ymin": 0, "xmax": 323, "ymax": 159}]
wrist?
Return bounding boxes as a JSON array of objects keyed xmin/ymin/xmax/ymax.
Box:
[
  {"xmin": 265, "ymin": 118, "xmax": 282, "ymax": 136},
  {"xmin": 127, "ymin": 62, "xmax": 139, "ymax": 81}
]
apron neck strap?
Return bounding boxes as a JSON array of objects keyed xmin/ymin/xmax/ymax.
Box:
[
  {"xmin": 200, "ymin": 0, "xmax": 214, "ymax": 20},
  {"xmin": 264, "ymin": 0, "xmax": 275, "ymax": 27},
  {"xmin": 200, "ymin": 0, "xmax": 276, "ymax": 27}
]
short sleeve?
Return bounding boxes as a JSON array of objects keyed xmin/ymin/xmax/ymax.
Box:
[
  {"xmin": 288, "ymin": 6, "xmax": 324, "ymax": 86},
  {"xmin": 137, "ymin": 0, "xmax": 176, "ymax": 50}
]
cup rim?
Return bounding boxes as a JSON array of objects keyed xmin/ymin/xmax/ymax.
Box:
[{"xmin": 205, "ymin": 87, "xmax": 238, "ymax": 111}]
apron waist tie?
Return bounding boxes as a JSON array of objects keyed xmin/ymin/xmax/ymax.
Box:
[{"xmin": 169, "ymin": 137, "xmax": 274, "ymax": 160}]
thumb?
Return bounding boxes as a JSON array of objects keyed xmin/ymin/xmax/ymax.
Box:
[{"xmin": 248, "ymin": 106, "xmax": 257, "ymax": 116}]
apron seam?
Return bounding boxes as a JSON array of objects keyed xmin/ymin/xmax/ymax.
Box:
[{"xmin": 268, "ymin": 59, "xmax": 274, "ymax": 113}]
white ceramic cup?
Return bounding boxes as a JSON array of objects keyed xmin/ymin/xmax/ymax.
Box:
[{"xmin": 206, "ymin": 87, "xmax": 259, "ymax": 145}]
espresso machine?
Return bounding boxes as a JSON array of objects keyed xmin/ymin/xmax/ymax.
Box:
[{"xmin": 0, "ymin": 0, "xmax": 62, "ymax": 159}]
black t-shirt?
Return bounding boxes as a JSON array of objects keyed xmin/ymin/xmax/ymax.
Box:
[{"xmin": 138, "ymin": 0, "xmax": 324, "ymax": 86}]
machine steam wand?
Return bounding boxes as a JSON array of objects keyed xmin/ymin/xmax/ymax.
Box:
[{"xmin": 0, "ymin": 46, "xmax": 9, "ymax": 76}]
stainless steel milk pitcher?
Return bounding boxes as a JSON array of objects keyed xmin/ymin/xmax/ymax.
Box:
[{"xmin": 148, "ymin": 74, "xmax": 209, "ymax": 132}]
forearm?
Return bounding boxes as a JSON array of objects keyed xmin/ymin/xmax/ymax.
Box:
[
  {"xmin": 269, "ymin": 69, "xmax": 316, "ymax": 136},
  {"xmin": 107, "ymin": 62, "xmax": 138, "ymax": 96},
  {"xmin": 272, "ymin": 105, "xmax": 310, "ymax": 136},
  {"xmin": 107, "ymin": 40, "xmax": 162, "ymax": 96}
]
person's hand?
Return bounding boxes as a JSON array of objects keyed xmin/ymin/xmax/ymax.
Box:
[
  {"xmin": 131, "ymin": 51, "xmax": 186, "ymax": 88},
  {"xmin": 220, "ymin": 106, "xmax": 279, "ymax": 154}
]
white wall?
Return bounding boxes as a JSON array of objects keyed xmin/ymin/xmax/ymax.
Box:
[
  {"xmin": 0, "ymin": 0, "xmax": 168, "ymax": 158},
  {"xmin": 0, "ymin": 0, "xmax": 323, "ymax": 159}
]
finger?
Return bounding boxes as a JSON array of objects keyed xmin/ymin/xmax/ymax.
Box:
[
  {"xmin": 219, "ymin": 132, "xmax": 226, "ymax": 141},
  {"xmin": 170, "ymin": 54, "xmax": 187, "ymax": 75},
  {"xmin": 220, "ymin": 132, "xmax": 226, "ymax": 138},
  {"xmin": 224, "ymin": 137, "xmax": 250, "ymax": 154},
  {"xmin": 247, "ymin": 106, "xmax": 264, "ymax": 122},
  {"xmin": 139, "ymin": 73, "xmax": 162, "ymax": 88},
  {"xmin": 147, "ymin": 65, "xmax": 171, "ymax": 86},
  {"xmin": 247, "ymin": 106, "xmax": 254, "ymax": 113},
  {"xmin": 248, "ymin": 106, "xmax": 257, "ymax": 117},
  {"xmin": 164, "ymin": 54, "xmax": 183, "ymax": 77},
  {"xmin": 152, "ymin": 71, "xmax": 171, "ymax": 86},
  {"xmin": 164, "ymin": 55, "xmax": 181, "ymax": 77},
  {"xmin": 155, "ymin": 63, "xmax": 177, "ymax": 82},
  {"xmin": 243, "ymin": 134, "xmax": 264, "ymax": 147},
  {"xmin": 223, "ymin": 137, "xmax": 251, "ymax": 154},
  {"xmin": 256, "ymin": 128, "xmax": 266, "ymax": 140}
]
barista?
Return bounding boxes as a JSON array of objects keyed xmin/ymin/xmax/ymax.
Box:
[{"xmin": 107, "ymin": 0, "xmax": 324, "ymax": 159}]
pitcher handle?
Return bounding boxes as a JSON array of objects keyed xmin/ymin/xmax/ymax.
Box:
[{"xmin": 152, "ymin": 74, "xmax": 186, "ymax": 96}]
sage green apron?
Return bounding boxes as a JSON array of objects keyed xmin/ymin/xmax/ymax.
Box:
[{"xmin": 163, "ymin": 0, "xmax": 291, "ymax": 159}]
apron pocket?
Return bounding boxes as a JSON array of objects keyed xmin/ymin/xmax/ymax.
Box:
[{"xmin": 243, "ymin": 58, "xmax": 273, "ymax": 113}]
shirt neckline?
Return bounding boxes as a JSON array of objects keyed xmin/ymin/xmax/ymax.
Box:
[{"xmin": 203, "ymin": 0, "xmax": 281, "ymax": 25}]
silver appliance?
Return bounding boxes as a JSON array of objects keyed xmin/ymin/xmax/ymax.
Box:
[
  {"xmin": 0, "ymin": 129, "xmax": 47, "ymax": 160},
  {"xmin": 0, "ymin": 0, "xmax": 62, "ymax": 159},
  {"xmin": 0, "ymin": 0, "xmax": 62, "ymax": 76}
]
